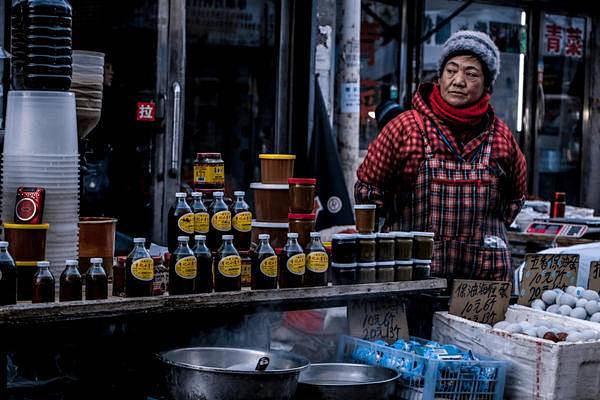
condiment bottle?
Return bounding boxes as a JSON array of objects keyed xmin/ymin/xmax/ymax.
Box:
[
  {"xmin": 191, "ymin": 192, "xmax": 210, "ymax": 235},
  {"xmin": 0, "ymin": 241, "xmax": 17, "ymax": 305},
  {"xmin": 251, "ymin": 234, "xmax": 278, "ymax": 290},
  {"xmin": 32, "ymin": 261, "xmax": 55, "ymax": 303},
  {"xmin": 112, "ymin": 256, "xmax": 126, "ymax": 297},
  {"xmin": 167, "ymin": 192, "xmax": 195, "ymax": 252},
  {"xmin": 279, "ymin": 232, "xmax": 305, "ymax": 288},
  {"xmin": 214, "ymin": 235, "xmax": 242, "ymax": 292},
  {"xmin": 59, "ymin": 259, "xmax": 82, "ymax": 302},
  {"xmin": 85, "ymin": 258, "xmax": 108, "ymax": 300},
  {"xmin": 551, "ymin": 192, "xmax": 566, "ymax": 218},
  {"xmin": 208, "ymin": 191, "xmax": 232, "ymax": 251},
  {"xmin": 193, "ymin": 235, "xmax": 213, "ymax": 293},
  {"xmin": 194, "ymin": 152, "xmax": 225, "ymax": 189},
  {"xmin": 231, "ymin": 191, "xmax": 252, "ymax": 251},
  {"xmin": 152, "ymin": 255, "xmax": 169, "ymax": 296},
  {"xmin": 169, "ymin": 236, "xmax": 197, "ymax": 295},
  {"xmin": 125, "ymin": 238, "xmax": 154, "ymax": 297},
  {"xmin": 304, "ymin": 232, "xmax": 328, "ymax": 287}
]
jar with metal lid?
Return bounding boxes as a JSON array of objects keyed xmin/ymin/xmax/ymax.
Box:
[
  {"xmin": 412, "ymin": 232, "xmax": 434, "ymax": 260},
  {"xmin": 376, "ymin": 233, "xmax": 395, "ymax": 262},
  {"xmin": 413, "ymin": 259, "xmax": 431, "ymax": 280},
  {"xmin": 331, "ymin": 262, "xmax": 357, "ymax": 285},
  {"xmin": 395, "ymin": 260, "xmax": 413, "ymax": 281},
  {"xmin": 331, "ymin": 234, "xmax": 357, "ymax": 264},
  {"xmin": 288, "ymin": 213, "xmax": 316, "ymax": 248},
  {"xmin": 357, "ymin": 233, "xmax": 376, "ymax": 263},
  {"xmin": 376, "ymin": 261, "xmax": 395, "ymax": 282},
  {"xmin": 358, "ymin": 262, "xmax": 376, "ymax": 284},
  {"xmin": 194, "ymin": 152, "xmax": 225, "ymax": 189},
  {"xmin": 394, "ymin": 232, "xmax": 413, "ymax": 260},
  {"xmin": 288, "ymin": 178, "xmax": 316, "ymax": 213}
]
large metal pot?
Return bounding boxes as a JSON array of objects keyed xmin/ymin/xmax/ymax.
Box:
[
  {"xmin": 295, "ymin": 363, "xmax": 399, "ymax": 400},
  {"xmin": 158, "ymin": 347, "xmax": 310, "ymax": 400}
]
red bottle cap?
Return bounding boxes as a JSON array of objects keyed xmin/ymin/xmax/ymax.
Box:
[
  {"xmin": 288, "ymin": 178, "xmax": 317, "ymax": 185},
  {"xmin": 288, "ymin": 213, "xmax": 316, "ymax": 220},
  {"xmin": 554, "ymin": 192, "xmax": 566, "ymax": 202}
]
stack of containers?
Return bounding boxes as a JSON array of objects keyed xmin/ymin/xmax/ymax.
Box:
[
  {"xmin": 1, "ymin": 91, "xmax": 79, "ymax": 277},
  {"xmin": 71, "ymin": 50, "xmax": 104, "ymax": 138}
]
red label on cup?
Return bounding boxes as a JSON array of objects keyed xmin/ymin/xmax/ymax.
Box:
[{"xmin": 14, "ymin": 187, "xmax": 45, "ymax": 224}]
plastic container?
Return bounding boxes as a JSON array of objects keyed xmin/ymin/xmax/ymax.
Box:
[
  {"xmin": 250, "ymin": 182, "xmax": 289, "ymax": 222},
  {"xmin": 395, "ymin": 259, "xmax": 413, "ymax": 281},
  {"xmin": 288, "ymin": 178, "xmax": 316, "ymax": 213},
  {"xmin": 251, "ymin": 220, "xmax": 289, "ymax": 249},
  {"xmin": 2, "ymin": 223, "xmax": 49, "ymax": 261},
  {"xmin": 331, "ymin": 262, "xmax": 357, "ymax": 285},
  {"xmin": 259, "ymin": 154, "xmax": 295, "ymax": 184},
  {"xmin": 412, "ymin": 232, "xmax": 435, "ymax": 260},
  {"xmin": 72, "ymin": 50, "xmax": 105, "ymax": 66},
  {"xmin": 331, "ymin": 233, "xmax": 357, "ymax": 264},
  {"xmin": 413, "ymin": 259, "xmax": 431, "ymax": 280},
  {"xmin": 376, "ymin": 261, "xmax": 395, "ymax": 282},
  {"xmin": 354, "ymin": 204, "xmax": 376, "ymax": 233},
  {"xmin": 376, "ymin": 232, "xmax": 395, "ymax": 262},
  {"xmin": 394, "ymin": 232, "xmax": 413, "ymax": 260}
]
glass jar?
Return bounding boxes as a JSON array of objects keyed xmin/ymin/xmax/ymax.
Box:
[
  {"xmin": 376, "ymin": 233, "xmax": 395, "ymax": 262},
  {"xmin": 376, "ymin": 261, "xmax": 395, "ymax": 283},
  {"xmin": 194, "ymin": 152, "xmax": 225, "ymax": 189},
  {"xmin": 394, "ymin": 232, "xmax": 413, "ymax": 260},
  {"xmin": 288, "ymin": 213, "xmax": 316, "ymax": 248},
  {"xmin": 331, "ymin": 234, "xmax": 357, "ymax": 264},
  {"xmin": 412, "ymin": 232, "xmax": 434, "ymax": 260},
  {"xmin": 358, "ymin": 262, "xmax": 376, "ymax": 284},
  {"xmin": 413, "ymin": 259, "xmax": 431, "ymax": 280},
  {"xmin": 354, "ymin": 204, "xmax": 377, "ymax": 233},
  {"xmin": 395, "ymin": 260, "xmax": 413, "ymax": 281},
  {"xmin": 357, "ymin": 233, "xmax": 376, "ymax": 263},
  {"xmin": 331, "ymin": 263, "xmax": 357, "ymax": 285},
  {"xmin": 288, "ymin": 178, "xmax": 316, "ymax": 213}
]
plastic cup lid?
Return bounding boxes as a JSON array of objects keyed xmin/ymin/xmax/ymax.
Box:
[
  {"xmin": 90, "ymin": 257, "xmax": 103, "ymax": 264},
  {"xmin": 288, "ymin": 213, "xmax": 316, "ymax": 220},
  {"xmin": 249, "ymin": 182, "xmax": 289, "ymax": 190},
  {"xmin": 357, "ymin": 233, "xmax": 377, "ymax": 239},
  {"xmin": 65, "ymin": 259, "xmax": 78, "ymax": 266},
  {"xmin": 413, "ymin": 259, "xmax": 432, "ymax": 264},
  {"xmin": 331, "ymin": 262, "xmax": 357, "ymax": 268},
  {"xmin": 133, "ymin": 238, "xmax": 146, "ymax": 244},
  {"xmin": 234, "ymin": 191, "xmax": 245, "ymax": 196},
  {"xmin": 288, "ymin": 178, "xmax": 316, "ymax": 185},
  {"xmin": 412, "ymin": 231, "xmax": 434, "ymax": 238},
  {"xmin": 175, "ymin": 192, "xmax": 186, "ymax": 198},
  {"xmin": 222, "ymin": 235, "xmax": 234, "ymax": 240},
  {"xmin": 377, "ymin": 232, "xmax": 395, "ymax": 239},
  {"xmin": 377, "ymin": 261, "xmax": 396, "ymax": 267},
  {"xmin": 259, "ymin": 234, "xmax": 270, "ymax": 240},
  {"xmin": 194, "ymin": 235, "xmax": 206, "ymax": 240},
  {"xmin": 358, "ymin": 262, "xmax": 377, "ymax": 268},
  {"xmin": 354, "ymin": 204, "xmax": 377, "ymax": 210},
  {"xmin": 394, "ymin": 232, "xmax": 414, "ymax": 238},
  {"xmin": 178, "ymin": 236, "xmax": 190, "ymax": 242},
  {"xmin": 259, "ymin": 154, "xmax": 296, "ymax": 160},
  {"xmin": 287, "ymin": 232, "xmax": 299, "ymax": 239},
  {"xmin": 310, "ymin": 232, "xmax": 321, "ymax": 238}
]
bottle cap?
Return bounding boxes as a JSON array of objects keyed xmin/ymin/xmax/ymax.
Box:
[
  {"xmin": 234, "ymin": 191, "xmax": 245, "ymax": 197},
  {"xmin": 354, "ymin": 204, "xmax": 377, "ymax": 210},
  {"xmin": 191, "ymin": 192, "xmax": 202, "ymax": 198},
  {"xmin": 259, "ymin": 234, "xmax": 270, "ymax": 240},
  {"xmin": 0, "ymin": 241, "xmax": 8, "ymax": 248},
  {"xmin": 413, "ymin": 259, "xmax": 432, "ymax": 264},
  {"xmin": 90, "ymin": 257, "xmax": 103, "ymax": 264},
  {"xmin": 214, "ymin": 191, "xmax": 224, "ymax": 197},
  {"xmin": 287, "ymin": 232, "xmax": 299, "ymax": 239},
  {"xmin": 175, "ymin": 192, "xmax": 187, "ymax": 198},
  {"xmin": 194, "ymin": 235, "xmax": 206, "ymax": 241},
  {"xmin": 310, "ymin": 232, "xmax": 321, "ymax": 238},
  {"xmin": 178, "ymin": 236, "xmax": 190, "ymax": 242},
  {"xmin": 65, "ymin": 259, "xmax": 78, "ymax": 266},
  {"xmin": 222, "ymin": 235, "xmax": 234, "ymax": 240},
  {"xmin": 357, "ymin": 233, "xmax": 377, "ymax": 240},
  {"xmin": 288, "ymin": 213, "xmax": 316, "ymax": 220},
  {"xmin": 288, "ymin": 178, "xmax": 316, "ymax": 185},
  {"xmin": 133, "ymin": 237, "xmax": 146, "ymax": 244},
  {"xmin": 37, "ymin": 261, "xmax": 50, "ymax": 268}
]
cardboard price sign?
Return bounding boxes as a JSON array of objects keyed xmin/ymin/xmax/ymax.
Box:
[
  {"xmin": 449, "ymin": 279, "xmax": 512, "ymax": 325},
  {"xmin": 518, "ymin": 254, "xmax": 579, "ymax": 306},
  {"xmin": 588, "ymin": 261, "xmax": 600, "ymax": 292},
  {"xmin": 348, "ymin": 298, "xmax": 409, "ymax": 344}
]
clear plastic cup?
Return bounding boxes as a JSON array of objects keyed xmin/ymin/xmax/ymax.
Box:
[{"xmin": 72, "ymin": 50, "xmax": 105, "ymax": 66}]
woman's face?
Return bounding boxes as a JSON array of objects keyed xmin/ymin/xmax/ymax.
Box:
[{"xmin": 439, "ymin": 55, "xmax": 486, "ymax": 107}]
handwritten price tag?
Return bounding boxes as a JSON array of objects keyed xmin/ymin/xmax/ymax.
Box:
[
  {"xmin": 588, "ymin": 261, "xmax": 600, "ymax": 292},
  {"xmin": 518, "ymin": 254, "xmax": 579, "ymax": 306},
  {"xmin": 449, "ymin": 279, "xmax": 512, "ymax": 325},
  {"xmin": 348, "ymin": 298, "xmax": 409, "ymax": 344}
]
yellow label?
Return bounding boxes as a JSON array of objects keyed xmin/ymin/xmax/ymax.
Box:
[
  {"xmin": 286, "ymin": 253, "xmax": 306, "ymax": 275},
  {"xmin": 131, "ymin": 258, "xmax": 154, "ymax": 281},
  {"xmin": 241, "ymin": 259, "xmax": 251, "ymax": 285},
  {"xmin": 211, "ymin": 211, "xmax": 232, "ymax": 232},
  {"xmin": 307, "ymin": 251, "xmax": 329, "ymax": 273},
  {"xmin": 196, "ymin": 164, "xmax": 225, "ymax": 185},
  {"xmin": 195, "ymin": 212, "xmax": 210, "ymax": 233},
  {"xmin": 260, "ymin": 255, "xmax": 278, "ymax": 278},
  {"xmin": 218, "ymin": 255, "xmax": 242, "ymax": 278},
  {"xmin": 175, "ymin": 256, "xmax": 197, "ymax": 279},
  {"xmin": 233, "ymin": 211, "xmax": 252, "ymax": 232},
  {"xmin": 177, "ymin": 212, "xmax": 195, "ymax": 234}
]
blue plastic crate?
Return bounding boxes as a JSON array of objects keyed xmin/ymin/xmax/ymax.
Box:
[{"xmin": 336, "ymin": 335, "xmax": 507, "ymax": 400}]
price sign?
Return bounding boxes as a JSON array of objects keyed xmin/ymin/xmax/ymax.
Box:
[
  {"xmin": 588, "ymin": 261, "xmax": 600, "ymax": 292},
  {"xmin": 449, "ymin": 280, "xmax": 512, "ymax": 325},
  {"xmin": 518, "ymin": 254, "xmax": 579, "ymax": 306},
  {"xmin": 348, "ymin": 298, "xmax": 409, "ymax": 344}
]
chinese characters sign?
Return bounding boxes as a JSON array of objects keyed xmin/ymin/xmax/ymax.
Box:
[
  {"xmin": 543, "ymin": 15, "xmax": 585, "ymax": 58},
  {"xmin": 518, "ymin": 254, "xmax": 579, "ymax": 306},
  {"xmin": 449, "ymin": 280, "xmax": 512, "ymax": 325},
  {"xmin": 136, "ymin": 102, "xmax": 156, "ymax": 122},
  {"xmin": 348, "ymin": 297, "xmax": 409, "ymax": 344}
]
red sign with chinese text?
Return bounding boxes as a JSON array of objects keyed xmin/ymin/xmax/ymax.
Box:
[
  {"xmin": 543, "ymin": 15, "xmax": 585, "ymax": 58},
  {"xmin": 136, "ymin": 102, "xmax": 156, "ymax": 122}
]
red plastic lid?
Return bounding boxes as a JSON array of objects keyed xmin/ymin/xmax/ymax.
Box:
[
  {"xmin": 288, "ymin": 178, "xmax": 316, "ymax": 185},
  {"xmin": 152, "ymin": 256, "xmax": 162, "ymax": 264},
  {"xmin": 164, "ymin": 252, "xmax": 172, "ymax": 262},
  {"xmin": 288, "ymin": 213, "xmax": 316, "ymax": 220},
  {"xmin": 275, "ymin": 248, "xmax": 283, "ymax": 255},
  {"xmin": 117, "ymin": 256, "xmax": 127, "ymax": 263},
  {"xmin": 196, "ymin": 152, "xmax": 222, "ymax": 159}
]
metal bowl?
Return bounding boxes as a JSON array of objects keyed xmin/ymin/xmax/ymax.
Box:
[
  {"xmin": 158, "ymin": 347, "xmax": 310, "ymax": 400},
  {"xmin": 296, "ymin": 363, "xmax": 399, "ymax": 400}
]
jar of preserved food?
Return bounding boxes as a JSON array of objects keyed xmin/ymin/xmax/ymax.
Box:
[
  {"xmin": 394, "ymin": 232, "xmax": 413, "ymax": 260},
  {"xmin": 354, "ymin": 204, "xmax": 377, "ymax": 233},
  {"xmin": 412, "ymin": 232, "xmax": 434, "ymax": 260},
  {"xmin": 167, "ymin": 192, "xmax": 194, "ymax": 252},
  {"xmin": 194, "ymin": 152, "xmax": 225, "ymax": 189},
  {"xmin": 357, "ymin": 233, "xmax": 376, "ymax": 263},
  {"xmin": 304, "ymin": 232, "xmax": 328, "ymax": 287},
  {"xmin": 32, "ymin": 261, "xmax": 55, "ymax": 303},
  {"xmin": 125, "ymin": 238, "xmax": 154, "ymax": 297},
  {"xmin": 231, "ymin": 191, "xmax": 252, "ymax": 251},
  {"xmin": 358, "ymin": 262, "xmax": 376, "ymax": 284},
  {"xmin": 376, "ymin": 233, "xmax": 395, "ymax": 262},
  {"xmin": 252, "ymin": 234, "xmax": 278, "ymax": 290},
  {"xmin": 395, "ymin": 260, "xmax": 413, "ymax": 281},
  {"xmin": 279, "ymin": 233, "xmax": 305, "ymax": 288},
  {"xmin": 288, "ymin": 178, "xmax": 316, "ymax": 213},
  {"xmin": 193, "ymin": 235, "xmax": 213, "ymax": 293},
  {"xmin": 331, "ymin": 263, "xmax": 357, "ymax": 285},
  {"xmin": 331, "ymin": 234, "xmax": 357, "ymax": 264},
  {"xmin": 413, "ymin": 259, "xmax": 431, "ymax": 280},
  {"xmin": 214, "ymin": 235, "xmax": 242, "ymax": 292},
  {"xmin": 376, "ymin": 261, "xmax": 395, "ymax": 283},
  {"xmin": 85, "ymin": 258, "xmax": 108, "ymax": 300},
  {"xmin": 112, "ymin": 256, "xmax": 126, "ymax": 297},
  {"xmin": 288, "ymin": 213, "xmax": 316, "ymax": 248}
]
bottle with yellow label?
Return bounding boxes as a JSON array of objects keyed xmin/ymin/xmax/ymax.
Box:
[
  {"xmin": 231, "ymin": 191, "xmax": 252, "ymax": 251},
  {"xmin": 126, "ymin": 237, "xmax": 154, "ymax": 297},
  {"xmin": 168, "ymin": 192, "xmax": 194, "ymax": 252},
  {"xmin": 279, "ymin": 232, "xmax": 305, "ymax": 288},
  {"xmin": 304, "ymin": 232, "xmax": 328, "ymax": 287},
  {"xmin": 208, "ymin": 191, "xmax": 231, "ymax": 251},
  {"xmin": 191, "ymin": 191, "xmax": 210, "ymax": 235},
  {"xmin": 252, "ymin": 234, "xmax": 278, "ymax": 290},
  {"xmin": 192, "ymin": 234, "xmax": 213, "ymax": 294},
  {"xmin": 169, "ymin": 236, "xmax": 197, "ymax": 295},
  {"xmin": 214, "ymin": 234, "xmax": 241, "ymax": 292}
]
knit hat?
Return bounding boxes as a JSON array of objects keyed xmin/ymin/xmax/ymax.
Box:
[{"xmin": 437, "ymin": 30, "xmax": 501, "ymax": 87}]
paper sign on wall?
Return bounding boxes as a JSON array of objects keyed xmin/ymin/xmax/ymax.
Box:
[
  {"xmin": 449, "ymin": 279, "xmax": 512, "ymax": 325},
  {"xmin": 348, "ymin": 297, "xmax": 409, "ymax": 344},
  {"xmin": 518, "ymin": 254, "xmax": 579, "ymax": 306}
]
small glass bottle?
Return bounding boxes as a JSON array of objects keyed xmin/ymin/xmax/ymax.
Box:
[
  {"xmin": 167, "ymin": 192, "xmax": 195, "ymax": 252},
  {"xmin": 279, "ymin": 233, "xmax": 305, "ymax": 289},
  {"xmin": 32, "ymin": 261, "xmax": 55, "ymax": 303},
  {"xmin": 304, "ymin": 232, "xmax": 328, "ymax": 287},
  {"xmin": 125, "ymin": 238, "xmax": 154, "ymax": 297},
  {"xmin": 59, "ymin": 259, "xmax": 82, "ymax": 302},
  {"xmin": 169, "ymin": 236, "xmax": 197, "ymax": 295},
  {"xmin": 191, "ymin": 191, "xmax": 210, "ymax": 235},
  {"xmin": 152, "ymin": 255, "xmax": 169, "ymax": 296},
  {"xmin": 214, "ymin": 235, "xmax": 242, "ymax": 292},
  {"xmin": 86, "ymin": 258, "xmax": 108, "ymax": 300},
  {"xmin": 231, "ymin": 191, "xmax": 252, "ymax": 251},
  {"xmin": 0, "ymin": 242, "xmax": 17, "ymax": 306},
  {"xmin": 208, "ymin": 191, "xmax": 232, "ymax": 251},
  {"xmin": 193, "ymin": 235, "xmax": 213, "ymax": 293},
  {"xmin": 113, "ymin": 256, "xmax": 126, "ymax": 297},
  {"xmin": 252, "ymin": 234, "xmax": 278, "ymax": 290}
]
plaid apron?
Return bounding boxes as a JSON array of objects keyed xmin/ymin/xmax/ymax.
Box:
[{"xmin": 399, "ymin": 111, "xmax": 512, "ymax": 281}]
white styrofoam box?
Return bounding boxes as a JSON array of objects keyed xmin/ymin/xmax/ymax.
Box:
[{"xmin": 432, "ymin": 305, "xmax": 600, "ymax": 400}]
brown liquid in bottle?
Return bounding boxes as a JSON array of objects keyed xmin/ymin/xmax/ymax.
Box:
[
  {"xmin": 214, "ymin": 235, "xmax": 241, "ymax": 292},
  {"xmin": 304, "ymin": 233, "xmax": 328, "ymax": 287},
  {"xmin": 32, "ymin": 262, "xmax": 55, "ymax": 303},
  {"xmin": 251, "ymin": 235, "xmax": 278, "ymax": 290},
  {"xmin": 279, "ymin": 234, "xmax": 305, "ymax": 288},
  {"xmin": 208, "ymin": 192, "xmax": 231, "ymax": 251},
  {"xmin": 125, "ymin": 238, "xmax": 154, "ymax": 297},
  {"xmin": 85, "ymin": 258, "xmax": 108, "ymax": 300},
  {"xmin": 192, "ymin": 192, "xmax": 210, "ymax": 235},
  {"xmin": 169, "ymin": 237, "xmax": 197, "ymax": 295},
  {"xmin": 231, "ymin": 191, "xmax": 252, "ymax": 251},
  {"xmin": 167, "ymin": 193, "xmax": 195, "ymax": 252},
  {"xmin": 59, "ymin": 260, "xmax": 82, "ymax": 302},
  {"xmin": 113, "ymin": 256, "xmax": 126, "ymax": 297},
  {"xmin": 193, "ymin": 235, "xmax": 213, "ymax": 293},
  {"xmin": 0, "ymin": 242, "xmax": 17, "ymax": 305}
]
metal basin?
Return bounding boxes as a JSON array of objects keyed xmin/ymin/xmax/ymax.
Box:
[
  {"xmin": 158, "ymin": 347, "xmax": 310, "ymax": 400},
  {"xmin": 295, "ymin": 363, "xmax": 399, "ymax": 400}
]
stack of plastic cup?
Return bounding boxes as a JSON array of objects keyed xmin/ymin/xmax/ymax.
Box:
[
  {"xmin": 1, "ymin": 91, "xmax": 79, "ymax": 276},
  {"xmin": 71, "ymin": 50, "xmax": 104, "ymax": 139}
]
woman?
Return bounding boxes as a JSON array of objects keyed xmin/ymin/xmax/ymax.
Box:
[{"xmin": 355, "ymin": 31, "xmax": 527, "ymax": 281}]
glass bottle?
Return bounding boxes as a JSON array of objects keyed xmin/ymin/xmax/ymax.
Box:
[
  {"xmin": 59, "ymin": 259, "xmax": 82, "ymax": 302},
  {"xmin": 251, "ymin": 234, "xmax": 278, "ymax": 290},
  {"xmin": 152, "ymin": 255, "xmax": 169, "ymax": 296},
  {"xmin": 213, "ymin": 235, "xmax": 241, "ymax": 292},
  {"xmin": 193, "ymin": 235, "xmax": 213, "ymax": 293},
  {"xmin": 112, "ymin": 256, "xmax": 126, "ymax": 297},
  {"xmin": 85, "ymin": 258, "xmax": 108, "ymax": 300},
  {"xmin": 167, "ymin": 192, "xmax": 194, "ymax": 252},
  {"xmin": 32, "ymin": 261, "xmax": 55, "ymax": 303},
  {"xmin": 125, "ymin": 238, "xmax": 154, "ymax": 297},
  {"xmin": 208, "ymin": 191, "xmax": 231, "ymax": 251},
  {"xmin": 304, "ymin": 232, "xmax": 328, "ymax": 287},
  {"xmin": 279, "ymin": 233, "xmax": 305, "ymax": 288},
  {"xmin": 169, "ymin": 236, "xmax": 197, "ymax": 295},
  {"xmin": 0, "ymin": 241, "xmax": 17, "ymax": 305},
  {"xmin": 231, "ymin": 191, "xmax": 252, "ymax": 251},
  {"xmin": 191, "ymin": 191, "xmax": 210, "ymax": 235}
]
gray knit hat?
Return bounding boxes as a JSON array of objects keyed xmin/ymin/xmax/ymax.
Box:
[{"xmin": 437, "ymin": 30, "xmax": 501, "ymax": 87}]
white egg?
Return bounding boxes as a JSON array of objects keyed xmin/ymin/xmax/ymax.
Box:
[
  {"xmin": 559, "ymin": 305, "xmax": 573, "ymax": 316},
  {"xmin": 493, "ymin": 321, "xmax": 510, "ymax": 330},
  {"xmin": 590, "ymin": 313, "xmax": 600, "ymax": 323},
  {"xmin": 585, "ymin": 301, "xmax": 600, "ymax": 316},
  {"xmin": 582, "ymin": 290, "xmax": 600, "ymax": 302},
  {"xmin": 519, "ymin": 321, "xmax": 534, "ymax": 331},
  {"xmin": 524, "ymin": 328, "xmax": 538, "ymax": 337},
  {"xmin": 576, "ymin": 298, "xmax": 589, "ymax": 308},
  {"xmin": 531, "ymin": 299, "xmax": 546, "ymax": 311},
  {"xmin": 570, "ymin": 307, "xmax": 587, "ymax": 320},
  {"xmin": 554, "ymin": 288, "xmax": 564, "ymax": 294},
  {"xmin": 566, "ymin": 286, "xmax": 578, "ymax": 296},
  {"xmin": 558, "ymin": 294, "xmax": 577, "ymax": 307},
  {"xmin": 566, "ymin": 332, "xmax": 583, "ymax": 342},
  {"xmin": 580, "ymin": 330, "xmax": 598, "ymax": 341},
  {"xmin": 506, "ymin": 323, "xmax": 523, "ymax": 334},
  {"xmin": 546, "ymin": 304, "xmax": 560, "ymax": 314},
  {"xmin": 542, "ymin": 290, "xmax": 558, "ymax": 305},
  {"xmin": 575, "ymin": 287, "xmax": 586, "ymax": 298}
]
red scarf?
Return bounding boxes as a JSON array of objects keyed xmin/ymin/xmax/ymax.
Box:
[{"xmin": 429, "ymin": 84, "xmax": 490, "ymax": 128}]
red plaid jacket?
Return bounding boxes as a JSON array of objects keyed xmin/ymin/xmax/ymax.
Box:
[{"xmin": 355, "ymin": 83, "xmax": 527, "ymax": 226}]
